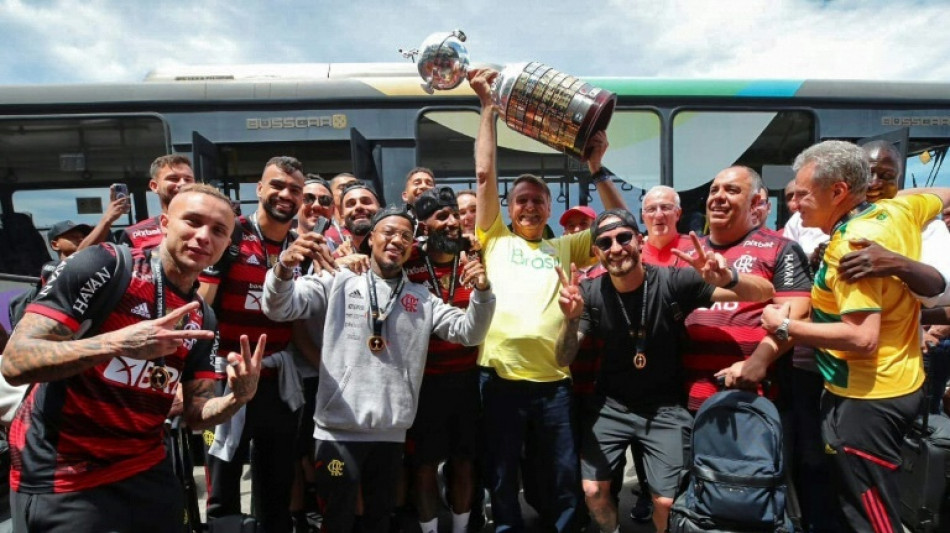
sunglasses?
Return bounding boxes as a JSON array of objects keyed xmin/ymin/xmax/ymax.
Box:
[
  {"xmin": 303, "ymin": 194, "xmax": 333, "ymax": 207},
  {"xmin": 593, "ymin": 231, "xmax": 636, "ymax": 251}
]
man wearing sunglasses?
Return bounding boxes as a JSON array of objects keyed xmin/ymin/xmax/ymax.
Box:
[
  {"xmin": 678, "ymin": 166, "xmax": 813, "ymax": 410},
  {"xmin": 468, "ymin": 68, "xmax": 626, "ymax": 533},
  {"xmin": 298, "ymin": 174, "xmax": 335, "ymax": 236},
  {"xmin": 555, "ymin": 208, "xmax": 774, "ymax": 533}
]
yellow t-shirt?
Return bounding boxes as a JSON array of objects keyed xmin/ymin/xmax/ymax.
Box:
[
  {"xmin": 812, "ymin": 194, "xmax": 941, "ymax": 399},
  {"xmin": 476, "ymin": 213, "xmax": 595, "ymax": 381}
]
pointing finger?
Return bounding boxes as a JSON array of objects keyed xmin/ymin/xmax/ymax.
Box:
[
  {"xmin": 156, "ymin": 301, "xmax": 200, "ymax": 326},
  {"xmin": 688, "ymin": 231, "xmax": 707, "ymax": 263},
  {"xmin": 554, "ymin": 265, "xmax": 570, "ymax": 287}
]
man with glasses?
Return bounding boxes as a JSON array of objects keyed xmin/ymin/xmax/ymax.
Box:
[
  {"xmin": 640, "ymin": 186, "xmax": 690, "ymax": 268},
  {"xmin": 556, "ymin": 209, "xmax": 773, "ymax": 533},
  {"xmin": 298, "ymin": 174, "xmax": 335, "ymax": 236},
  {"xmin": 262, "ymin": 205, "xmax": 496, "ymax": 533}
]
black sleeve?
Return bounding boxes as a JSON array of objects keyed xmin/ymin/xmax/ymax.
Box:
[
  {"xmin": 111, "ymin": 228, "xmax": 131, "ymax": 246},
  {"xmin": 578, "ymin": 277, "xmax": 599, "ymax": 338},
  {"xmin": 29, "ymin": 244, "xmax": 120, "ymax": 332},
  {"xmin": 774, "ymin": 241, "xmax": 813, "ymax": 294},
  {"xmin": 669, "ymin": 266, "xmax": 716, "ymax": 313}
]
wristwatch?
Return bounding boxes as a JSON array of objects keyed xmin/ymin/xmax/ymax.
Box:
[{"xmin": 774, "ymin": 318, "xmax": 791, "ymax": 342}]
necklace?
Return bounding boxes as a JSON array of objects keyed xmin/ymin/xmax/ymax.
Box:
[
  {"xmin": 250, "ymin": 213, "xmax": 291, "ymax": 268},
  {"xmin": 421, "ymin": 250, "xmax": 459, "ymax": 303},
  {"xmin": 614, "ymin": 275, "xmax": 649, "ymax": 370},
  {"xmin": 366, "ymin": 271, "xmax": 407, "ymax": 354},
  {"xmin": 148, "ymin": 252, "xmax": 188, "ymax": 391}
]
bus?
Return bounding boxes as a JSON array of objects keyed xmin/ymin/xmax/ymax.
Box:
[{"xmin": 1, "ymin": 62, "xmax": 950, "ymax": 322}]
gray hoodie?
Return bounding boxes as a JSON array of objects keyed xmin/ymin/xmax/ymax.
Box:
[{"xmin": 263, "ymin": 267, "xmax": 494, "ymax": 442}]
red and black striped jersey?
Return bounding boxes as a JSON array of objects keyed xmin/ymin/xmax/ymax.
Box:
[
  {"xmin": 198, "ymin": 216, "xmax": 296, "ymax": 373},
  {"xmin": 11, "ymin": 245, "xmax": 216, "ymax": 493},
  {"xmin": 403, "ymin": 245, "xmax": 478, "ymax": 375},
  {"xmin": 677, "ymin": 228, "xmax": 812, "ymax": 411},
  {"xmin": 115, "ymin": 215, "xmax": 163, "ymax": 250}
]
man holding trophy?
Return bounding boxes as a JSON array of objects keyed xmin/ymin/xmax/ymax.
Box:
[{"xmin": 468, "ymin": 66, "xmax": 625, "ymax": 532}]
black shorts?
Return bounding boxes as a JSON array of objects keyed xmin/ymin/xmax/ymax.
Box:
[
  {"xmin": 296, "ymin": 377, "xmax": 319, "ymax": 457},
  {"xmin": 580, "ymin": 401, "xmax": 691, "ymax": 498},
  {"xmin": 12, "ymin": 455, "xmax": 183, "ymax": 533},
  {"xmin": 406, "ymin": 369, "xmax": 481, "ymax": 467}
]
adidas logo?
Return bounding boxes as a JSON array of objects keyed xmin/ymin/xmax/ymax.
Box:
[
  {"xmin": 130, "ymin": 302, "xmax": 151, "ymax": 319},
  {"xmin": 246, "ymin": 255, "xmax": 261, "ymax": 266},
  {"xmin": 348, "ymin": 289, "xmax": 363, "ymax": 299}
]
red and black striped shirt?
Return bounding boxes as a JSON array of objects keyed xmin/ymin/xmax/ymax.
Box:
[{"xmin": 11, "ymin": 245, "xmax": 216, "ymax": 493}]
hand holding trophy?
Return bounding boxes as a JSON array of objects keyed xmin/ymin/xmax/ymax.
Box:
[{"xmin": 406, "ymin": 30, "xmax": 617, "ymax": 161}]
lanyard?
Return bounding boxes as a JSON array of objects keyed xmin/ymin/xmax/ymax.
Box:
[
  {"xmin": 367, "ymin": 271, "xmax": 406, "ymax": 339},
  {"xmin": 250, "ymin": 213, "xmax": 291, "ymax": 267},
  {"xmin": 421, "ymin": 251, "xmax": 459, "ymax": 303},
  {"xmin": 148, "ymin": 252, "xmax": 179, "ymax": 390},
  {"xmin": 614, "ymin": 276, "xmax": 649, "ymax": 369}
]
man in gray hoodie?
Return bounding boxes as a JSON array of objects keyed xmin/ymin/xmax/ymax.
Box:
[{"xmin": 262, "ymin": 205, "xmax": 496, "ymax": 533}]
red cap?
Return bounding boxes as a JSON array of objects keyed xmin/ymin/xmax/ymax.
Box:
[{"xmin": 559, "ymin": 206, "xmax": 597, "ymax": 227}]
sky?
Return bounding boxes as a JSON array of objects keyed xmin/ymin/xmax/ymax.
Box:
[{"xmin": 3, "ymin": 0, "xmax": 950, "ymax": 85}]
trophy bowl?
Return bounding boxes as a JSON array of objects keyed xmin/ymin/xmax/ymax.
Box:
[{"xmin": 411, "ymin": 31, "xmax": 616, "ymax": 160}]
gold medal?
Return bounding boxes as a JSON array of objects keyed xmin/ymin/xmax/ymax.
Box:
[
  {"xmin": 633, "ymin": 352, "xmax": 647, "ymax": 370},
  {"xmin": 150, "ymin": 366, "xmax": 171, "ymax": 390},
  {"xmin": 368, "ymin": 335, "xmax": 386, "ymax": 353}
]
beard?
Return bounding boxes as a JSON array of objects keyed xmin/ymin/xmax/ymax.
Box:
[
  {"xmin": 428, "ymin": 228, "xmax": 469, "ymax": 255},
  {"xmin": 263, "ymin": 197, "xmax": 296, "ymax": 223},
  {"xmin": 346, "ymin": 216, "xmax": 372, "ymax": 236}
]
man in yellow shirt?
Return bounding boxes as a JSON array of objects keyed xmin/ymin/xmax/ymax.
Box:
[
  {"xmin": 761, "ymin": 140, "xmax": 950, "ymax": 533},
  {"xmin": 467, "ymin": 68, "xmax": 625, "ymax": 532}
]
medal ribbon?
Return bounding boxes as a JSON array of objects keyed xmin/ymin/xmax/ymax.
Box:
[
  {"xmin": 250, "ymin": 213, "xmax": 291, "ymax": 268},
  {"xmin": 367, "ymin": 271, "xmax": 407, "ymax": 340},
  {"xmin": 614, "ymin": 276, "xmax": 648, "ymax": 363},
  {"xmin": 421, "ymin": 252, "xmax": 459, "ymax": 303},
  {"xmin": 149, "ymin": 252, "xmax": 172, "ymax": 388}
]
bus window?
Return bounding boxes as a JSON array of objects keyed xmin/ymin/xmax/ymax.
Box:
[
  {"xmin": 417, "ymin": 109, "xmax": 661, "ymax": 234},
  {"xmin": 14, "ymin": 186, "xmax": 135, "ymax": 234},
  {"xmin": 672, "ymin": 110, "xmax": 815, "ymax": 232}
]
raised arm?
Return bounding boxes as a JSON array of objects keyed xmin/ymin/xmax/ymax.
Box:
[
  {"xmin": 469, "ymin": 69, "xmax": 501, "ymax": 233},
  {"xmin": 78, "ymin": 197, "xmax": 128, "ymax": 251},
  {"xmin": 585, "ymin": 131, "xmax": 627, "ymax": 211},
  {"xmin": 898, "ymin": 188, "xmax": 950, "ymax": 208}
]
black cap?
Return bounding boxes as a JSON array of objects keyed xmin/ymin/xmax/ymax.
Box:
[
  {"xmin": 413, "ymin": 186, "xmax": 458, "ymax": 221},
  {"xmin": 590, "ymin": 208, "xmax": 640, "ymax": 240},
  {"xmin": 47, "ymin": 220, "xmax": 92, "ymax": 244},
  {"xmin": 340, "ymin": 182, "xmax": 378, "ymax": 203}
]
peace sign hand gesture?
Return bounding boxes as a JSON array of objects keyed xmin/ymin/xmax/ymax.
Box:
[
  {"xmin": 116, "ymin": 301, "xmax": 215, "ymax": 360},
  {"xmin": 672, "ymin": 231, "xmax": 735, "ymax": 287},
  {"xmin": 555, "ymin": 263, "xmax": 584, "ymax": 319},
  {"xmin": 226, "ymin": 334, "xmax": 265, "ymax": 404}
]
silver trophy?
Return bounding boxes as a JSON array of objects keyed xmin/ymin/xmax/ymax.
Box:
[{"xmin": 405, "ymin": 30, "xmax": 616, "ymax": 160}]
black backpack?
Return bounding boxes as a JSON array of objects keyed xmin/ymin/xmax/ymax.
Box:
[{"xmin": 669, "ymin": 389, "xmax": 796, "ymax": 533}]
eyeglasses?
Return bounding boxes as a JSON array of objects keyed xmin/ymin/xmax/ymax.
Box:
[
  {"xmin": 593, "ymin": 231, "xmax": 636, "ymax": 251},
  {"xmin": 376, "ymin": 228, "xmax": 414, "ymax": 243},
  {"xmin": 642, "ymin": 203, "xmax": 676, "ymax": 215},
  {"xmin": 303, "ymin": 194, "xmax": 333, "ymax": 207}
]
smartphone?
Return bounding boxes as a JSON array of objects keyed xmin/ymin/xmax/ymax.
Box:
[{"xmin": 110, "ymin": 183, "xmax": 131, "ymax": 213}]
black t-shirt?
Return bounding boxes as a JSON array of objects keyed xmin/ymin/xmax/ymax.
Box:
[{"xmin": 579, "ymin": 265, "xmax": 715, "ymax": 411}]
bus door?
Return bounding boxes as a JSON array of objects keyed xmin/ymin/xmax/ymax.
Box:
[{"xmin": 350, "ymin": 128, "xmax": 386, "ymax": 204}]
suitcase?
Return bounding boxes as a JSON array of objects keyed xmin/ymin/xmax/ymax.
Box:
[{"xmin": 898, "ymin": 403, "xmax": 950, "ymax": 532}]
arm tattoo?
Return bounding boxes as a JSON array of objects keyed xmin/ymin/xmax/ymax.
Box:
[
  {"xmin": 1, "ymin": 313, "xmax": 114, "ymax": 385},
  {"xmin": 555, "ymin": 317, "xmax": 583, "ymax": 367},
  {"xmin": 182, "ymin": 378, "xmax": 241, "ymax": 430}
]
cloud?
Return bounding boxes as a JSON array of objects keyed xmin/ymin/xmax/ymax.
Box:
[{"xmin": 1, "ymin": 0, "xmax": 949, "ymax": 83}]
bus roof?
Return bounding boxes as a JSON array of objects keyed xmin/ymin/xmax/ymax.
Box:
[{"xmin": 0, "ymin": 63, "xmax": 949, "ymax": 107}]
